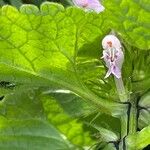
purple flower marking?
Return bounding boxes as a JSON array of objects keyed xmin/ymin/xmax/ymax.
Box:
[
  {"xmin": 73, "ymin": 0, "xmax": 105, "ymax": 13},
  {"xmin": 101, "ymin": 35, "xmax": 124, "ymax": 79}
]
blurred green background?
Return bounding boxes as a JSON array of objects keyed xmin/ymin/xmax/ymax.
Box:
[{"xmin": 0, "ymin": 0, "xmax": 73, "ymax": 7}]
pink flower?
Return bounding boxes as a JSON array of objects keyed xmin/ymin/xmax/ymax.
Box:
[
  {"xmin": 73, "ymin": 0, "xmax": 105, "ymax": 13},
  {"xmin": 101, "ymin": 35, "xmax": 124, "ymax": 79}
]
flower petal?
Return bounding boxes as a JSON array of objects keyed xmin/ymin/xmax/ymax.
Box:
[
  {"xmin": 73, "ymin": 0, "xmax": 88, "ymax": 7},
  {"xmin": 115, "ymin": 49, "xmax": 124, "ymax": 69},
  {"xmin": 87, "ymin": 0, "xmax": 105, "ymax": 13},
  {"xmin": 111, "ymin": 65, "xmax": 121, "ymax": 79},
  {"xmin": 104, "ymin": 68, "xmax": 112, "ymax": 78},
  {"xmin": 73, "ymin": 0, "xmax": 105, "ymax": 13}
]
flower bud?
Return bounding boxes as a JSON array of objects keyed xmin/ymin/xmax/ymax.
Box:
[
  {"xmin": 101, "ymin": 35, "xmax": 124, "ymax": 79},
  {"xmin": 73, "ymin": 0, "xmax": 105, "ymax": 13}
]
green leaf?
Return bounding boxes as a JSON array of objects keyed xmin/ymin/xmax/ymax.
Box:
[
  {"xmin": 103, "ymin": 143, "xmax": 116, "ymax": 150},
  {"xmin": 0, "ymin": 2, "xmax": 126, "ymax": 116},
  {"xmin": 0, "ymin": 117, "xmax": 72, "ymax": 150},
  {"xmin": 138, "ymin": 108, "xmax": 150, "ymax": 129},
  {"xmin": 139, "ymin": 91, "xmax": 150, "ymax": 108},
  {"xmin": 0, "ymin": 87, "xmax": 44, "ymax": 119},
  {"xmin": 42, "ymin": 95, "xmax": 94, "ymax": 147},
  {"xmin": 131, "ymin": 50, "xmax": 150, "ymax": 94},
  {"xmin": 104, "ymin": 0, "xmax": 150, "ymax": 50},
  {"xmin": 48, "ymin": 91, "xmax": 96, "ymax": 117},
  {"xmin": 126, "ymin": 125, "xmax": 150, "ymax": 150},
  {"xmin": 88, "ymin": 123, "xmax": 119, "ymax": 142}
]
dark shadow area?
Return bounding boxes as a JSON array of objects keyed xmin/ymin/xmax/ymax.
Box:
[
  {"xmin": 143, "ymin": 145, "xmax": 150, "ymax": 150},
  {"xmin": 0, "ymin": 81, "xmax": 15, "ymax": 89},
  {"xmin": 0, "ymin": 0, "xmax": 72, "ymax": 7},
  {"xmin": 0, "ymin": 96, "xmax": 4, "ymax": 101}
]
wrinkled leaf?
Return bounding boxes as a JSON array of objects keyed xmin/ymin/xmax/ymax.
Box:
[{"xmin": 104, "ymin": 0, "xmax": 150, "ymax": 50}]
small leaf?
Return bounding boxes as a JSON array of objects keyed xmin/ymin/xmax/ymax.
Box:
[
  {"xmin": 126, "ymin": 125, "xmax": 150, "ymax": 150},
  {"xmin": 139, "ymin": 92, "xmax": 150, "ymax": 108},
  {"xmin": 87, "ymin": 123, "xmax": 119, "ymax": 142},
  {"xmin": 138, "ymin": 108, "xmax": 150, "ymax": 129}
]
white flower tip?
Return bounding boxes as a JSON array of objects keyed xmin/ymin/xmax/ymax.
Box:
[
  {"xmin": 102, "ymin": 35, "xmax": 122, "ymax": 50},
  {"xmin": 96, "ymin": 5, "xmax": 105, "ymax": 13}
]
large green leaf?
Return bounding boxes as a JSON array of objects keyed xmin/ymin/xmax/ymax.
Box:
[
  {"xmin": 0, "ymin": 117, "xmax": 72, "ymax": 150},
  {"xmin": 0, "ymin": 2, "xmax": 126, "ymax": 116},
  {"xmin": 104, "ymin": 0, "xmax": 150, "ymax": 50}
]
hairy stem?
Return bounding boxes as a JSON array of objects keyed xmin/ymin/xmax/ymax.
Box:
[
  {"xmin": 114, "ymin": 76, "xmax": 130, "ymax": 150},
  {"xmin": 129, "ymin": 97, "xmax": 137, "ymax": 134},
  {"xmin": 114, "ymin": 77, "xmax": 128, "ymax": 137},
  {"xmin": 120, "ymin": 114, "xmax": 128, "ymax": 138},
  {"xmin": 114, "ymin": 77, "xmax": 128, "ymax": 102}
]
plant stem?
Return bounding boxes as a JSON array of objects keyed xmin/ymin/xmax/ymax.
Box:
[
  {"xmin": 114, "ymin": 76, "xmax": 138, "ymax": 150},
  {"xmin": 114, "ymin": 77, "xmax": 128, "ymax": 102},
  {"xmin": 120, "ymin": 114, "xmax": 128, "ymax": 138},
  {"xmin": 129, "ymin": 99, "xmax": 137, "ymax": 134},
  {"xmin": 114, "ymin": 76, "xmax": 129, "ymax": 149}
]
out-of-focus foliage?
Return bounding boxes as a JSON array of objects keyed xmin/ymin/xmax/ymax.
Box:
[{"xmin": 0, "ymin": 0, "xmax": 72, "ymax": 7}]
